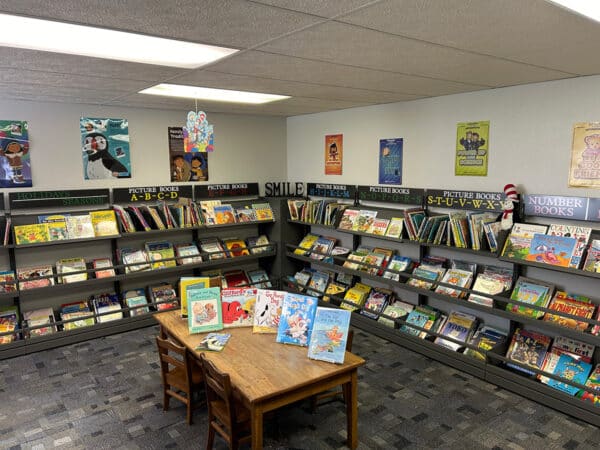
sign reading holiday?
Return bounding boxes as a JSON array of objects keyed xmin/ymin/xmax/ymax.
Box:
[{"xmin": 9, "ymin": 189, "xmax": 110, "ymax": 209}]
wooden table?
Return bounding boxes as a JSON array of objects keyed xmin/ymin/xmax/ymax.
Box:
[{"xmin": 154, "ymin": 310, "xmax": 365, "ymax": 449}]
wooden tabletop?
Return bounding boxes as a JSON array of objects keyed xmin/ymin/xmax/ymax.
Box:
[{"xmin": 155, "ymin": 310, "xmax": 365, "ymax": 404}]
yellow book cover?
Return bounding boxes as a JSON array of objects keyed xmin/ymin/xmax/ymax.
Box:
[
  {"xmin": 179, "ymin": 277, "xmax": 210, "ymax": 317},
  {"xmin": 38, "ymin": 214, "xmax": 69, "ymax": 241},
  {"xmin": 14, "ymin": 223, "xmax": 51, "ymax": 245},
  {"xmin": 90, "ymin": 210, "xmax": 119, "ymax": 236},
  {"xmin": 341, "ymin": 283, "xmax": 372, "ymax": 311},
  {"xmin": 293, "ymin": 234, "xmax": 319, "ymax": 256}
]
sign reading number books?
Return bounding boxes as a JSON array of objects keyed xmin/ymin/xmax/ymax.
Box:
[
  {"xmin": 325, "ymin": 134, "xmax": 343, "ymax": 175},
  {"xmin": 378, "ymin": 138, "xmax": 403, "ymax": 185},
  {"xmin": 308, "ymin": 307, "xmax": 351, "ymax": 364}
]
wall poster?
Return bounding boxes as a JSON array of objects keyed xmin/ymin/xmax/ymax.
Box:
[
  {"xmin": 168, "ymin": 127, "xmax": 209, "ymax": 182},
  {"xmin": 569, "ymin": 122, "xmax": 600, "ymax": 187},
  {"xmin": 378, "ymin": 138, "xmax": 403, "ymax": 185},
  {"xmin": 455, "ymin": 121, "xmax": 489, "ymax": 176},
  {"xmin": 81, "ymin": 117, "xmax": 131, "ymax": 179},
  {"xmin": 0, "ymin": 120, "xmax": 31, "ymax": 187},
  {"xmin": 325, "ymin": 134, "xmax": 343, "ymax": 175}
]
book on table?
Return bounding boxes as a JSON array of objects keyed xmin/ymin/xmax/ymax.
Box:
[
  {"xmin": 307, "ymin": 307, "xmax": 352, "ymax": 364},
  {"xmin": 187, "ymin": 286, "xmax": 223, "ymax": 334},
  {"xmin": 276, "ymin": 292, "xmax": 318, "ymax": 347},
  {"xmin": 253, "ymin": 289, "xmax": 285, "ymax": 333},
  {"xmin": 195, "ymin": 332, "xmax": 231, "ymax": 352},
  {"xmin": 179, "ymin": 277, "xmax": 211, "ymax": 318},
  {"xmin": 221, "ymin": 287, "xmax": 256, "ymax": 328}
]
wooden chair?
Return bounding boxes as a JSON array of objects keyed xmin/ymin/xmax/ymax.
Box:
[
  {"xmin": 310, "ymin": 329, "xmax": 355, "ymax": 412},
  {"xmin": 155, "ymin": 335, "xmax": 204, "ymax": 425},
  {"xmin": 200, "ymin": 354, "xmax": 251, "ymax": 450}
]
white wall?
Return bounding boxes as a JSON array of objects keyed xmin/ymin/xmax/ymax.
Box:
[
  {"xmin": 287, "ymin": 74, "xmax": 600, "ymax": 198},
  {"xmin": 0, "ymin": 100, "xmax": 287, "ymax": 192}
]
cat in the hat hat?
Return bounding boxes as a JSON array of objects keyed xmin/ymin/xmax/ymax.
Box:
[{"xmin": 500, "ymin": 184, "xmax": 519, "ymax": 230}]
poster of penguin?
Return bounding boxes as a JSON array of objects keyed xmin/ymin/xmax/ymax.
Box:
[
  {"xmin": 80, "ymin": 117, "xmax": 131, "ymax": 179},
  {"xmin": 0, "ymin": 120, "xmax": 32, "ymax": 187},
  {"xmin": 168, "ymin": 127, "xmax": 209, "ymax": 182}
]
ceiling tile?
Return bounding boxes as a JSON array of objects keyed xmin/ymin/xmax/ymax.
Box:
[
  {"xmin": 338, "ymin": 0, "xmax": 600, "ymax": 75},
  {"xmin": 249, "ymin": 0, "xmax": 376, "ymax": 18},
  {"xmin": 257, "ymin": 21, "xmax": 573, "ymax": 87}
]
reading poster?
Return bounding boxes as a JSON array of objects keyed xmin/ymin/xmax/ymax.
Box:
[
  {"xmin": 378, "ymin": 138, "xmax": 403, "ymax": 185},
  {"xmin": 455, "ymin": 121, "xmax": 489, "ymax": 176},
  {"xmin": 569, "ymin": 122, "xmax": 600, "ymax": 187},
  {"xmin": 0, "ymin": 120, "xmax": 32, "ymax": 187},
  {"xmin": 168, "ymin": 127, "xmax": 208, "ymax": 182},
  {"xmin": 325, "ymin": 134, "xmax": 343, "ymax": 175},
  {"xmin": 80, "ymin": 117, "xmax": 131, "ymax": 179}
]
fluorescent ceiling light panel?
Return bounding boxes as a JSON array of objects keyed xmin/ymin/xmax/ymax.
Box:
[
  {"xmin": 0, "ymin": 13, "xmax": 238, "ymax": 68},
  {"xmin": 546, "ymin": 1, "xmax": 600, "ymax": 22},
  {"xmin": 140, "ymin": 84, "xmax": 291, "ymax": 104}
]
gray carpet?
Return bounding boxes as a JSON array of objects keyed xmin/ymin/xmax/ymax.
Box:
[{"xmin": 1, "ymin": 325, "xmax": 599, "ymax": 450}]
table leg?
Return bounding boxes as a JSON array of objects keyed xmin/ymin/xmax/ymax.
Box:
[
  {"xmin": 158, "ymin": 325, "xmax": 167, "ymax": 339},
  {"xmin": 251, "ymin": 405, "xmax": 264, "ymax": 450},
  {"xmin": 346, "ymin": 370, "xmax": 358, "ymax": 449}
]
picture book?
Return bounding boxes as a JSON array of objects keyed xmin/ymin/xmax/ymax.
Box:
[
  {"xmin": 293, "ymin": 269, "xmax": 312, "ymax": 291},
  {"xmin": 123, "ymin": 289, "xmax": 150, "ymax": 317},
  {"xmin": 367, "ymin": 218, "xmax": 390, "ymax": 236},
  {"xmin": 14, "ymin": 223, "xmax": 50, "ymax": 245},
  {"xmin": 199, "ymin": 237, "xmax": 227, "ymax": 260},
  {"xmin": 38, "ymin": 214, "xmax": 69, "ymax": 241},
  {"xmin": 92, "ymin": 293, "xmax": 123, "ymax": 322},
  {"xmin": 360, "ymin": 252, "xmax": 386, "ymax": 275},
  {"xmin": 406, "ymin": 265, "xmax": 446, "ymax": 290},
  {"xmin": 0, "ymin": 270, "xmax": 16, "ymax": 293},
  {"xmin": 501, "ymin": 222, "xmax": 548, "ymax": 260},
  {"xmin": 143, "ymin": 205, "xmax": 166, "ymax": 230},
  {"xmin": 60, "ymin": 301, "xmax": 95, "ymax": 331},
  {"xmin": 433, "ymin": 268, "xmax": 473, "ymax": 298},
  {"xmin": 543, "ymin": 291, "xmax": 595, "ymax": 331},
  {"xmin": 187, "ymin": 286, "xmax": 223, "ymax": 334},
  {"xmin": 341, "ymin": 283, "xmax": 371, "ymax": 312},
  {"xmin": 434, "ymin": 311, "xmax": 477, "ymax": 352},
  {"xmin": 246, "ymin": 269, "xmax": 272, "ymax": 289},
  {"xmin": 213, "ymin": 204, "xmax": 237, "ymax": 224},
  {"xmin": 0, "ymin": 306, "xmax": 18, "ymax": 344},
  {"xmin": 252, "ymin": 203, "xmax": 274, "ymax": 221},
  {"xmin": 148, "ymin": 283, "xmax": 178, "ymax": 311},
  {"xmin": 400, "ymin": 306, "xmax": 438, "ymax": 338},
  {"xmin": 223, "ymin": 269, "xmax": 250, "ymax": 288},
  {"xmin": 307, "ymin": 270, "xmax": 329, "ymax": 297},
  {"xmin": 464, "ymin": 326, "xmax": 507, "ymax": 361},
  {"xmin": 175, "ymin": 243, "xmax": 202, "ymax": 265},
  {"xmin": 287, "ymin": 199, "xmax": 303, "ymax": 221},
  {"xmin": 247, "ymin": 235, "xmax": 271, "ymax": 255},
  {"xmin": 121, "ymin": 249, "xmax": 151, "ymax": 273},
  {"xmin": 57, "ymin": 257, "xmax": 88, "ymax": 284},
  {"xmin": 579, "ymin": 365, "xmax": 600, "ymax": 405},
  {"xmin": 505, "ymin": 328, "xmax": 552, "ymax": 376},
  {"xmin": 221, "ymin": 287, "xmax": 256, "ymax": 328},
  {"xmin": 309, "ymin": 236, "xmax": 336, "ymax": 260},
  {"xmin": 236, "ymin": 208, "xmax": 257, "ymax": 223},
  {"xmin": 200, "ymin": 200, "xmax": 221, "ymax": 225},
  {"xmin": 403, "ymin": 208, "xmax": 426, "ymax": 241},
  {"xmin": 307, "ymin": 307, "xmax": 351, "ymax": 364},
  {"xmin": 145, "ymin": 241, "xmax": 177, "ymax": 269},
  {"xmin": 525, "ymin": 233, "xmax": 577, "ymax": 268},
  {"xmin": 253, "ymin": 289, "xmax": 285, "ymax": 333},
  {"xmin": 322, "ymin": 281, "xmax": 348, "ymax": 303},
  {"xmin": 583, "ymin": 239, "xmax": 600, "ymax": 273},
  {"xmin": 66, "ymin": 215, "xmax": 95, "ymax": 239},
  {"xmin": 468, "ymin": 273, "xmax": 510, "ymax": 307},
  {"xmin": 361, "ymin": 288, "xmax": 391, "ymax": 320},
  {"xmin": 482, "ymin": 220, "xmax": 502, "ymax": 253},
  {"xmin": 17, "ymin": 265, "xmax": 54, "ymax": 290},
  {"xmin": 87, "ymin": 260, "xmax": 112, "ymax": 282},
  {"xmin": 3, "ymin": 218, "xmax": 10, "ymax": 246},
  {"xmin": 507, "ymin": 277, "xmax": 554, "ymax": 318},
  {"xmin": 195, "ymin": 332, "xmax": 231, "ymax": 352},
  {"xmin": 276, "ymin": 292, "xmax": 318, "ymax": 346},
  {"xmin": 338, "ymin": 209, "xmax": 359, "ymax": 230},
  {"xmin": 378, "ymin": 300, "xmax": 414, "ymax": 328},
  {"xmin": 547, "ymin": 224, "xmax": 592, "ymax": 269},
  {"xmin": 342, "ymin": 250, "xmax": 368, "ymax": 271},
  {"xmin": 222, "ymin": 238, "xmax": 250, "ymax": 258},
  {"xmin": 352, "ymin": 210, "xmax": 377, "ymax": 232},
  {"xmin": 382, "ymin": 256, "xmax": 412, "ymax": 281},
  {"xmin": 294, "ymin": 234, "xmax": 319, "ymax": 256},
  {"xmin": 90, "ymin": 210, "xmax": 119, "ymax": 237},
  {"xmin": 179, "ymin": 277, "xmax": 210, "ymax": 317},
  {"xmin": 23, "ymin": 307, "xmax": 56, "ymax": 337},
  {"xmin": 546, "ymin": 354, "xmax": 593, "ymax": 396},
  {"xmin": 539, "ymin": 336, "xmax": 594, "ymax": 385},
  {"xmin": 385, "ymin": 217, "xmax": 404, "ymax": 239}
]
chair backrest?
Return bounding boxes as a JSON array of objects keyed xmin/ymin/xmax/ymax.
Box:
[
  {"xmin": 156, "ymin": 335, "xmax": 193, "ymax": 386},
  {"xmin": 346, "ymin": 329, "xmax": 354, "ymax": 352},
  {"xmin": 200, "ymin": 354, "xmax": 235, "ymax": 427}
]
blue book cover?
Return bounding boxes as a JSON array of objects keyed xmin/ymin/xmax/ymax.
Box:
[
  {"xmin": 276, "ymin": 292, "xmax": 318, "ymax": 346},
  {"xmin": 400, "ymin": 309, "xmax": 430, "ymax": 337},
  {"xmin": 526, "ymin": 233, "xmax": 578, "ymax": 268},
  {"xmin": 308, "ymin": 307, "xmax": 351, "ymax": 364},
  {"xmin": 547, "ymin": 354, "xmax": 593, "ymax": 396},
  {"xmin": 378, "ymin": 138, "xmax": 403, "ymax": 185},
  {"xmin": 187, "ymin": 287, "xmax": 223, "ymax": 334}
]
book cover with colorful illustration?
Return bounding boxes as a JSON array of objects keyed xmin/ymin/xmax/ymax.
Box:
[
  {"xmin": 81, "ymin": 117, "xmax": 131, "ymax": 179},
  {"xmin": 507, "ymin": 277, "xmax": 553, "ymax": 318},
  {"xmin": 90, "ymin": 210, "xmax": 119, "ymax": 236},
  {"xmin": 145, "ymin": 241, "xmax": 177, "ymax": 269},
  {"xmin": 253, "ymin": 289, "xmax": 285, "ymax": 333},
  {"xmin": 276, "ymin": 292, "xmax": 318, "ymax": 346},
  {"xmin": 543, "ymin": 291, "xmax": 595, "ymax": 331},
  {"xmin": 14, "ymin": 223, "xmax": 50, "ymax": 245},
  {"xmin": 38, "ymin": 214, "xmax": 69, "ymax": 241},
  {"xmin": 0, "ymin": 120, "xmax": 32, "ymax": 187},
  {"xmin": 188, "ymin": 286, "xmax": 223, "ymax": 334},
  {"xmin": 195, "ymin": 332, "xmax": 231, "ymax": 352},
  {"xmin": 221, "ymin": 287, "xmax": 256, "ymax": 328},
  {"xmin": 525, "ymin": 233, "xmax": 577, "ymax": 268},
  {"xmin": 179, "ymin": 277, "xmax": 210, "ymax": 317},
  {"xmin": 505, "ymin": 328, "xmax": 552, "ymax": 376},
  {"xmin": 546, "ymin": 354, "xmax": 593, "ymax": 396},
  {"xmin": 307, "ymin": 307, "xmax": 351, "ymax": 364}
]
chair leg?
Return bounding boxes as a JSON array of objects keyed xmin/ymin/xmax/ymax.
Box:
[
  {"xmin": 187, "ymin": 399, "xmax": 193, "ymax": 425},
  {"xmin": 206, "ymin": 424, "xmax": 215, "ymax": 450},
  {"xmin": 163, "ymin": 388, "xmax": 170, "ymax": 411},
  {"xmin": 310, "ymin": 395, "xmax": 318, "ymax": 413}
]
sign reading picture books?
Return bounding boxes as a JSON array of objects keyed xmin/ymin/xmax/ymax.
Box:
[
  {"xmin": 80, "ymin": 117, "xmax": 131, "ymax": 179},
  {"xmin": 378, "ymin": 138, "xmax": 403, "ymax": 185},
  {"xmin": 325, "ymin": 134, "xmax": 343, "ymax": 175},
  {"xmin": 0, "ymin": 120, "xmax": 31, "ymax": 187},
  {"xmin": 569, "ymin": 122, "xmax": 600, "ymax": 187},
  {"xmin": 455, "ymin": 121, "xmax": 489, "ymax": 176},
  {"xmin": 168, "ymin": 126, "xmax": 209, "ymax": 182}
]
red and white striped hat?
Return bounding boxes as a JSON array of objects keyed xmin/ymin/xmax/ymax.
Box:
[{"xmin": 504, "ymin": 184, "xmax": 519, "ymax": 202}]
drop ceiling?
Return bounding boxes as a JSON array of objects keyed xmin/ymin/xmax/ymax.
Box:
[{"xmin": 0, "ymin": 0, "xmax": 597, "ymax": 116}]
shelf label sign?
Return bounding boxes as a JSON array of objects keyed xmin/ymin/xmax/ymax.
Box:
[
  {"xmin": 426, "ymin": 189, "xmax": 504, "ymax": 211},
  {"xmin": 195, "ymin": 182, "xmax": 259, "ymax": 199},
  {"xmin": 306, "ymin": 183, "xmax": 356, "ymax": 199},
  {"xmin": 358, "ymin": 185, "xmax": 423, "ymax": 205},
  {"xmin": 9, "ymin": 189, "xmax": 110, "ymax": 209},
  {"xmin": 524, "ymin": 194, "xmax": 598, "ymax": 221},
  {"xmin": 113, "ymin": 186, "xmax": 192, "ymax": 203},
  {"xmin": 264, "ymin": 182, "xmax": 304, "ymax": 197}
]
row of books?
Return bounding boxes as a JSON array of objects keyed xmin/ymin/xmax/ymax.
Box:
[
  {"xmin": 287, "ymin": 199, "xmax": 348, "ymax": 226},
  {"xmin": 13, "ymin": 210, "xmax": 119, "ymax": 245},
  {"xmin": 338, "ymin": 208, "xmax": 405, "ymax": 238},
  {"xmin": 183, "ymin": 283, "xmax": 351, "ymax": 364},
  {"xmin": 502, "ymin": 222, "xmax": 599, "ymax": 271}
]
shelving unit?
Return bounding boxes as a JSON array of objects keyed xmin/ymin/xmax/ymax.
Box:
[{"xmin": 282, "ymin": 186, "xmax": 600, "ymax": 426}]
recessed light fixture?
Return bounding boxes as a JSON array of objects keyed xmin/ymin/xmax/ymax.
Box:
[
  {"xmin": 546, "ymin": 0, "xmax": 600, "ymax": 23},
  {"xmin": 0, "ymin": 13, "xmax": 238, "ymax": 68},
  {"xmin": 139, "ymin": 83, "xmax": 291, "ymax": 104}
]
